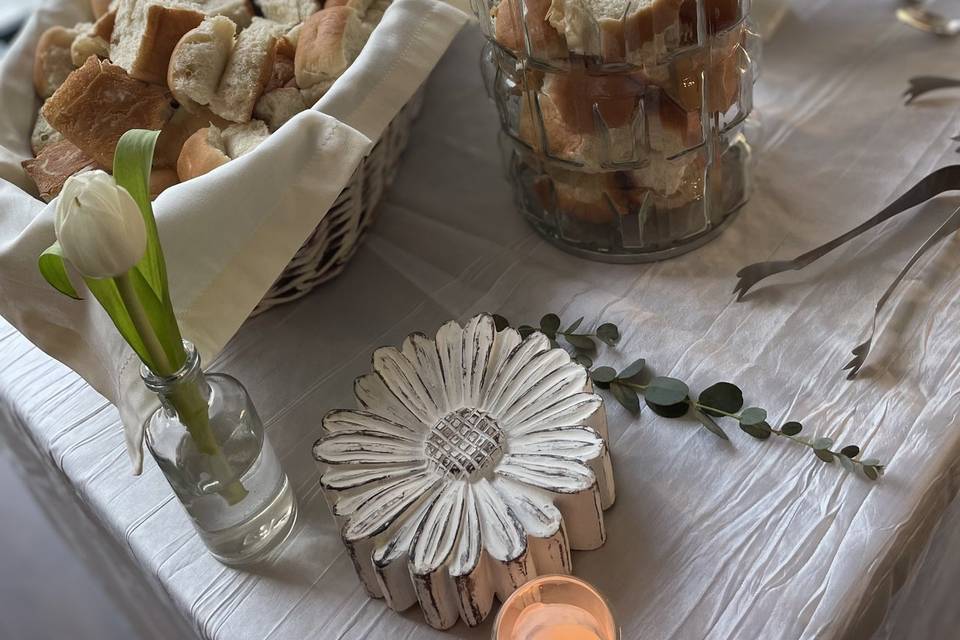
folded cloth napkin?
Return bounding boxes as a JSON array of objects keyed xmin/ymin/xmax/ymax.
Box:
[{"xmin": 0, "ymin": 0, "xmax": 470, "ymax": 472}]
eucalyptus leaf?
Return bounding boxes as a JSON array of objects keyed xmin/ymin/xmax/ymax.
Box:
[
  {"xmin": 574, "ymin": 353, "xmax": 594, "ymax": 369},
  {"xmin": 781, "ymin": 421, "xmax": 803, "ymax": 437},
  {"xmin": 838, "ymin": 455, "xmax": 857, "ymax": 472},
  {"xmin": 698, "ymin": 382, "xmax": 743, "ymax": 417},
  {"xmin": 492, "ymin": 314, "xmax": 510, "ymax": 331},
  {"xmin": 692, "ymin": 407, "xmax": 729, "ymax": 440},
  {"xmin": 740, "ymin": 421, "xmax": 772, "ymax": 439},
  {"xmin": 540, "ymin": 313, "xmax": 561, "ymax": 337},
  {"xmin": 618, "ymin": 358, "xmax": 646, "ymax": 382},
  {"xmin": 645, "ymin": 376, "xmax": 689, "ymax": 407},
  {"xmin": 38, "ymin": 243, "xmax": 81, "ymax": 300},
  {"xmin": 596, "ymin": 322, "xmax": 620, "ymax": 346},
  {"xmin": 864, "ymin": 466, "xmax": 880, "ymax": 480},
  {"xmin": 739, "ymin": 407, "xmax": 767, "ymax": 426},
  {"xmin": 861, "ymin": 458, "xmax": 881, "ymax": 467},
  {"xmin": 565, "ymin": 317, "xmax": 584, "ymax": 334},
  {"xmin": 812, "ymin": 437, "xmax": 834, "ymax": 451},
  {"xmin": 610, "ymin": 382, "xmax": 640, "ymax": 414},
  {"xmin": 518, "ymin": 325, "xmax": 536, "ymax": 339},
  {"xmin": 840, "ymin": 445, "xmax": 860, "ymax": 459},
  {"xmin": 646, "ymin": 398, "xmax": 690, "ymax": 418},
  {"xmin": 590, "ymin": 367, "xmax": 617, "ymax": 385},
  {"xmin": 814, "ymin": 449, "xmax": 835, "ymax": 463},
  {"xmin": 565, "ymin": 334, "xmax": 596, "ymax": 350}
]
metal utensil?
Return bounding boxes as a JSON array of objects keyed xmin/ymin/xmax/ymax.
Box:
[
  {"xmin": 897, "ymin": 0, "xmax": 960, "ymax": 37},
  {"xmin": 733, "ymin": 165, "xmax": 960, "ymax": 300}
]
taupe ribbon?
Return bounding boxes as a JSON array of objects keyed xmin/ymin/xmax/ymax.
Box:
[{"xmin": 733, "ymin": 165, "xmax": 960, "ymax": 377}]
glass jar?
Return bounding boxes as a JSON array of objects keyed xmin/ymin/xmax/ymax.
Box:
[
  {"xmin": 142, "ymin": 342, "xmax": 297, "ymax": 565},
  {"xmin": 492, "ymin": 574, "xmax": 620, "ymax": 640},
  {"xmin": 475, "ymin": 0, "xmax": 759, "ymax": 261}
]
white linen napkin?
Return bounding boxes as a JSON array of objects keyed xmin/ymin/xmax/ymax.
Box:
[{"xmin": 0, "ymin": 0, "xmax": 470, "ymax": 472}]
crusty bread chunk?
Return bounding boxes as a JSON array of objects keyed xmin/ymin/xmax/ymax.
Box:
[
  {"xmin": 22, "ymin": 139, "xmax": 100, "ymax": 202},
  {"xmin": 42, "ymin": 57, "xmax": 175, "ymax": 167},
  {"xmin": 111, "ymin": 0, "xmax": 206, "ymax": 84},
  {"xmin": 264, "ymin": 52, "xmax": 295, "ymax": 92},
  {"xmin": 254, "ymin": 87, "xmax": 306, "ymax": 131},
  {"xmin": 257, "ymin": 0, "xmax": 320, "ymax": 25},
  {"xmin": 324, "ymin": 0, "xmax": 376, "ymax": 15},
  {"xmin": 149, "ymin": 167, "xmax": 180, "ymax": 197},
  {"xmin": 34, "ymin": 26, "xmax": 82, "ymax": 98},
  {"xmin": 200, "ymin": 0, "xmax": 255, "ymax": 27},
  {"xmin": 208, "ymin": 17, "xmax": 283, "ymax": 123},
  {"xmin": 91, "ymin": 0, "xmax": 117, "ymax": 18},
  {"xmin": 493, "ymin": 0, "xmax": 566, "ymax": 59},
  {"xmin": 71, "ymin": 11, "xmax": 116, "ymax": 66},
  {"xmin": 176, "ymin": 119, "xmax": 268, "ymax": 180},
  {"xmin": 299, "ymin": 78, "xmax": 334, "ymax": 107},
  {"xmin": 167, "ymin": 15, "xmax": 236, "ymax": 110},
  {"xmin": 294, "ymin": 7, "xmax": 366, "ymax": 89},
  {"xmin": 155, "ymin": 103, "xmax": 231, "ymax": 167},
  {"xmin": 30, "ymin": 108, "xmax": 64, "ymax": 156}
]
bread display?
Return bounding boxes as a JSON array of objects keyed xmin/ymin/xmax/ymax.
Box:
[{"xmin": 23, "ymin": 0, "xmax": 394, "ymax": 202}]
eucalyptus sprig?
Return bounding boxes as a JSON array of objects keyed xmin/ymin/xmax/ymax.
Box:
[
  {"xmin": 493, "ymin": 313, "xmax": 619, "ymax": 368},
  {"xmin": 495, "ymin": 313, "xmax": 885, "ymax": 481}
]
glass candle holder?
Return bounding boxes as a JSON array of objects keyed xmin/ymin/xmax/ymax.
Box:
[
  {"xmin": 493, "ymin": 575, "xmax": 619, "ymax": 640},
  {"xmin": 475, "ymin": 0, "xmax": 760, "ymax": 262}
]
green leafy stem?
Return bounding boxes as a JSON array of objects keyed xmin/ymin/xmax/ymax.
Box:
[{"xmin": 494, "ymin": 314, "xmax": 885, "ymax": 481}]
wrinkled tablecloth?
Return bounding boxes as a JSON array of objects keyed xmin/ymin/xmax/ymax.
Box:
[{"xmin": 3, "ymin": 1, "xmax": 960, "ymax": 638}]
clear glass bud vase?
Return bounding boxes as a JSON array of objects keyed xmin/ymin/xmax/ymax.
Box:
[{"xmin": 142, "ymin": 342, "xmax": 297, "ymax": 565}]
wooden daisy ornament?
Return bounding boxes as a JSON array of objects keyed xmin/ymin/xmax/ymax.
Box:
[{"xmin": 313, "ymin": 313, "xmax": 616, "ymax": 630}]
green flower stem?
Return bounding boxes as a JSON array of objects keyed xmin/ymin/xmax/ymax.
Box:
[{"xmin": 115, "ymin": 273, "xmax": 248, "ymax": 505}]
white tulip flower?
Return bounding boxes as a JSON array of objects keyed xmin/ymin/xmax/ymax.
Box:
[{"xmin": 55, "ymin": 170, "xmax": 147, "ymax": 279}]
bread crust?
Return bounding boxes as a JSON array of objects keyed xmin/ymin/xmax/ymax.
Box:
[
  {"xmin": 177, "ymin": 126, "xmax": 230, "ymax": 181},
  {"xmin": 208, "ymin": 18, "xmax": 281, "ymax": 123},
  {"xmin": 90, "ymin": 0, "xmax": 114, "ymax": 19},
  {"xmin": 34, "ymin": 26, "xmax": 79, "ymax": 98},
  {"xmin": 42, "ymin": 57, "xmax": 175, "ymax": 167},
  {"xmin": 294, "ymin": 7, "xmax": 364, "ymax": 89},
  {"xmin": 22, "ymin": 139, "xmax": 100, "ymax": 202},
  {"xmin": 167, "ymin": 15, "xmax": 237, "ymax": 110},
  {"xmin": 112, "ymin": 1, "xmax": 205, "ymax": 85},
  {"xmin": 493, "ymin": 0, "xmax": 567, "ymax": 60},
  {"xmin": 155, "ymin": 103, "xmax": 231, "ymax": 168},
  {"xmin": 149, "ymin": 167, "xmax": 180, "ymax": 197}
]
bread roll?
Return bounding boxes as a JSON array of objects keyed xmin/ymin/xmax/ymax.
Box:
[
  {"xmin": 264, "ymin": 52, "xmax": 295, "ymax": 92},
  {"xmin": 294, "ymin": 7, "xmax": 366, "ymax": 89},
  {"xmin": 324, "ymin": 0, "xmax": 376, "ymax": 15},
  {"xmin": 254, "ymin": 87, "xmax": 306, "ymax": 131},
  {"xmin": 34, "ymin": 26, "xmax": 81, "ymax": 98},
  {"xmin": 42, "ymin": 56, "xmax": 175, "ymax": 167},
  {"xmin": 71, "ymin": 11, "xmax": 115, "ymax": 66},
  {"xmin": 209, "ymin": 17, "xmax": 283, "ymax": 123},
  {"xmin": 202, "ymin": 0, "xmax": 255, "ymax": 27},
  {"xmin": 155, "ymin": 103, "xmax": 231, "ymax": 168},
  {"xmin": 167, "ymin": 15, "xmax": 236, "ymax": 110},
  {"xmin": 299, "ymin": 78, "xmax": 334, "ymax": 107},
  {"xmin": 176, "ymin": 120, "xmax": 268, "ymax": 180},
  {"xmin": 149, "ymin": 167, "xmax": 180, "ymax": 197},
  {"xmin": 493, "ymin": 0, "xmax": 567, "ymax": 60},
  {"xmin": 257, "ymin": 0, "xmax": 320, "ymax": 25},
  {"xmin": 91, "ymin": 0, "xmax": 116, "ymax": 18},
  {"xmin": 30, "ymin": 108, "xmax": 64, "ymax": 156},
  {"xmin": 22, "ymin": 139, "xmax": 100, "ymax": 202},
  {"xmin": 111, "ymin": 0, "xmax": 206, "ymax": 85}
]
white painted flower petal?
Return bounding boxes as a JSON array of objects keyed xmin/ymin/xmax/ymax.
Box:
[
  {"xmin": 435, "ymin": 320, "xmax": 465, "ymax": 410},
  {"xmin": 484, "ymin": 333, "xmax": 552, "ymax": 415},
  {"xmin": 354, "ymin": 373, "xmax": 422, "ymax": 430},
  {"xmin": 343, "ymin": 473, "xmax": 442, "ymax": 542},
  {"xmin": 323, "ymin": 409, "xmax": 422, "ymax": 441},
  {"xmin": 319, "ymin": 462, "xmax": 427, "ymax": 492},
  {"xmin": 373, "ymin": 347, "xmax": 440, "ymax": 424},
  {"xmin": 450, "ymin": 483, "xmax": 482, "ymax": 578},
  {"xmin": 472, "ymin": 477, "xmax": 526, "ymax": 563},
  {"xmin": 461, "ymin": 314, "xmax": 496, "ymax": 408},
  {"xmin": 492, "ymin": 476, "xmax": 563, "ymax": 539},
  {"xmin": 496, "ymin": 453, "xmax": 596, "ymax": 494},
  {"xmin": 499, "ymin": 362, "xmax": 587, "ymax": 426},
  {"xmin": 313, "ymin": 431, "xmax": 421, "ymax": 465},
  {"xmin": 509, "ymin": 392, "xmax": 603, "ymax": 435},
  {"xmin": 509, "ymin": 426, "xmax": 605, "ymax": 462},
  {"xmin": 412, "ymin": 481, "xmax": 467, "ymax": 575},
  {"xmin": 479, "ymin": 327, "xmax": 522, "ymax": 410},
  {"xmin": 402, "ymin": 333, "xmax": 449, "ymax": 416},
  {"xmin": 491, "ymin": 349, "xmax": 571, "ymax": 419}
]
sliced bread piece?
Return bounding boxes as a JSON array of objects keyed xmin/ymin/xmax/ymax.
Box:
[
  {"xmin": 34, "ymin": 26, "xmax": 81, "ymax": 98},
  {"xmin": 22, "ymin": 139, "xmax": 100, "ymax": 202},
  {"xmin": 294, "ymin": 7, "xmax": 365, "ymax": 89},
  {"xmin": 167, "ymin": 15, "xmax": 236, "ymax": 110},
  {"xmin": 42, "ymin": 57, "xmax": 175, "ymax": 167},
  {"xmin": 71, "ymin": 11, "xmax": 116, "ymax": 66},
  {"xmin": 200, "ymin": 0, "xmax": 255, "ymax": 27},
  {"xmin": 91, "ymin": 0, "xmax": 117, "ymax": 18},
  {"xmin": 324, "ymin": 0, "xmax": 376, "ymax": 15},
  {"xmin": 299, "ymin": 77, "xmax": 334, "ymax": 107},
  {"xmin": 493, "ymin": 0, "xmax": 566, "ymax": 59},
  {"xmin": 111, "ymin": 0, "xmax": 206, "ymax": 84},
  {"xmin": 155, "ymin": 103, "xmax": 231, "ymax": 167},
  {"xmin": 264, "ymin": 52, "xmax": 295, "ymax": 92},
  {"xmin": 257, "ymin": 0, "xmax": 320, "ymax": 25},
  {"xmin": 220, "ymin": 119, "xmax": 270, "ymax": 157},
  {"xmin": 254, "ymin": 87, "xmax": 306, "ymax": 131},
  {"xmin": 208, "ymin": 17, "xmax": 283, "ymax": 122}
]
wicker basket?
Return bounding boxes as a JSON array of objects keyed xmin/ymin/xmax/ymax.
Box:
[{"xmin": 252, "ymin": 90, "xmax": 425, "ymax": 315}]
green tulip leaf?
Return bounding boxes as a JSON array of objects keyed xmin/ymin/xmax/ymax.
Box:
[{"xmin": 38, "ymin": 243, "xmax": 81, "ymax": 300}]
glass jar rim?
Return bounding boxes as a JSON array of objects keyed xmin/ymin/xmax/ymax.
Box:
[{"xmin": 140, "ymin": 340, "xmax": 200, "ymax": 391}]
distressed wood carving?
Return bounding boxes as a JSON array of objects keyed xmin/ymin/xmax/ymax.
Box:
[{"xmin": 313, "ymin": 313, "xmax": 616, "ymax": 630}]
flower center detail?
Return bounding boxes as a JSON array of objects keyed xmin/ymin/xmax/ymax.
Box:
[{"xmin": 425, "ymin": 408, "xmax": 504, "ymax": 478}]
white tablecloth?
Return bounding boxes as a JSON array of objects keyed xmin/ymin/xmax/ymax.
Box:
[{"xmin": 3, "ymin": 2, "xmax": 960, "ymax": 638}]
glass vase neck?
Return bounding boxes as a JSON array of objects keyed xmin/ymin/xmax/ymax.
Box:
[{"xmin": 140, "ymin": 341, "xmax": 204, "ymax": 400}]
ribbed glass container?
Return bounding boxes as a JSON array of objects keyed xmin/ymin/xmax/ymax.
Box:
[{"xmin": 475, "ymin": 0, "xmax": 759, "ymax": 261}]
